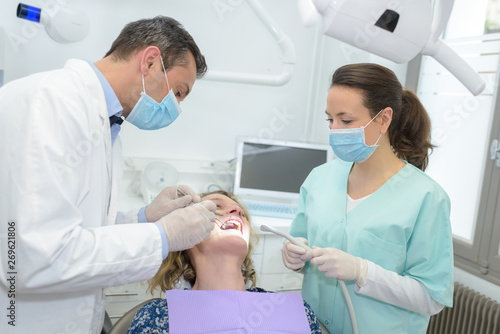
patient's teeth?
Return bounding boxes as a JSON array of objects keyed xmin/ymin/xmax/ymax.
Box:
[{"xmin": 220, "ymin": 219, "xmax": 242, "ymax": 233}]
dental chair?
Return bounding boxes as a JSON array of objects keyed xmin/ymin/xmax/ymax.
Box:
[
  {"xmin": 108, "ymin": 297, "xmax": 330, "ymax": 334},
  {"xmin": 318, "ymin": 321, "xmax": 329, "ymax": 333},
  {"xmin": 108, "ymin": 298, "xmax": 159, "ymax": 334}
]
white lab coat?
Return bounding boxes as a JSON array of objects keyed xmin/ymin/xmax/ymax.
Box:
[{"xmin": 0, "ymin": 59, "xmax": 163, "ymax": 334}]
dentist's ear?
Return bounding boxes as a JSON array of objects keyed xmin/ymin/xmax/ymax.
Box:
[{"xmin": 140, "ymin": 46, "xmax": 161, "ymax": 74}]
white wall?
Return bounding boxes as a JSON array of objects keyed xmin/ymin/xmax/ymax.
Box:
[{"xmin": 0, "ymin": 0, "xmax": 387, "ymax": 162}]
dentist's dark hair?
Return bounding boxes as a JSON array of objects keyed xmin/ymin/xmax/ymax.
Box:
[
  {"xmin": 104, "ymin": 15, "xmax": 207, "ymax": 78},
  {"xmin": 330, "ymin": 63, "xmax": 434, "ymax": 171}
]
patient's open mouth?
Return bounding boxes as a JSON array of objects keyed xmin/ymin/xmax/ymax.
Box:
[
  {"xmin": 215, "ymin": 217, "xmax": 243, "ymax": 234},
  {"xmin": 222, "ymin": 219, "xmax": 241, "ymax": 232}
]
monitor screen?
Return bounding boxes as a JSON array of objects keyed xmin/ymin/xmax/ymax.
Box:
[{"xmin": 234, "ymin": 137, "xmax": 333, "ymax": 200}]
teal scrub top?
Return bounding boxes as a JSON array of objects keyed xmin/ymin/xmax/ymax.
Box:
[{"xmin": 288, "ymin": 159, "xmax": 454, "ymax": 334}]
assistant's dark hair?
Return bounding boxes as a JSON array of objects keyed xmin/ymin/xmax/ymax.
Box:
[
  {"xmin": 104, "ymin": 16, "xmax": 207, "ymax": 78},
  {"xmin": 330, "ymin": 63, "xmax": 434, "ymax": 171}
]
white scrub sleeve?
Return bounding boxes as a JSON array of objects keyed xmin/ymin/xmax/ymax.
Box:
[{"xmin": 355, "ymin": 260, "xmax": 444, "ymax": 316}]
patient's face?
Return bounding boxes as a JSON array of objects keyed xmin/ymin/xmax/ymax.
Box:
[{"xmin": 201, "ymin": 194, "xmax": 251, "ymax": 250}]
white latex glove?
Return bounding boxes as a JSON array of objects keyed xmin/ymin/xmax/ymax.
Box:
[
  {"xmin": 158, "ymin": 200, "xmax": 216, "ymax": 252},
  {"xmin": 281, "ymin": 238, "xmax": 309, "ymax": 271},
  {"xmin": 145, "ymin": 185, "xmax": 201, "ymax": 222},
  {"xmin": 302, "ymin": 246, "xmax": 368, "ymax": 286}
]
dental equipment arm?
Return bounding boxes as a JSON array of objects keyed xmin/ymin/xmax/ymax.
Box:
[
  {"xmin": 298, "ymin": 0, "xmax": 486, "ymax": 95},
  {"xmin": 261, "ymin": 224, "xmax": 359, "ymax": 334}
]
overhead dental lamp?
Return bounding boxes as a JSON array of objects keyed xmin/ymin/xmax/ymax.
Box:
[
  {"xmin": 16, "ymin": 3, "xmax": 89, "ymax": 44},
  {"xmin": 298, "ymin": 0, "xmax": 486, "ymax": 95}
]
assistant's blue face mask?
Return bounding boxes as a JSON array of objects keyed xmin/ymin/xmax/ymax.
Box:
[
  {"xmin": 126, "ymin": 56, "xmax": 182, "ymax": 130},
  {"xmin": 329, "ymin": 109, "xmax": 383, "ymax": 162}
]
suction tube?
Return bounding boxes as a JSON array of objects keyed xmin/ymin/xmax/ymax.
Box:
[{"xmin": 260, "ymin": 224, "xmax": 358, "ymax": 334}]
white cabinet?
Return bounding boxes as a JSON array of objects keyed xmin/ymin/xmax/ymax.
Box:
[
  {"xmin": 255, "ymin": 234, "xmax": 303, "ymax": 292},
  {"xmin": 252, "ymin": 216, "xmax": 304, "ymax": 292},
  {"xmin": 105, "ymin": 283, "xmax": 154, "ymax": 325}
]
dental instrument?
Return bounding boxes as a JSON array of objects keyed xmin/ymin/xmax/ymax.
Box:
[
  {"xmin": 176, "ymin": 187, "xmax": 223, "ymax": 216},
  {"xmin": 260, "ymin": 224, "xmax": 358, "ymax": 334},
  {"xmin": 214, "ymin": 216, "xmax": 226, "ymax": 229}
]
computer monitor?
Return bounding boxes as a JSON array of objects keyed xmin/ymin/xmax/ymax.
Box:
[{"xmin": 233, "ymin": 137, "xmax": 334, "ymax": 201}]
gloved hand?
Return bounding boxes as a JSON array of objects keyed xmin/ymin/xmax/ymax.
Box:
[
  {"xmin": 157, "ymin": 200, "xmax": 216, "ymax": 252},
  {"xmin": 281, "ymin": 238, "xmax": 309, "ymax": 271},
  {"xmin": 301, "ymin": 246, "xmax": 368, "ymax": 287},
  {"xmin": 145, "ymin": 185, "xmax": 201, "ymax": 222}
]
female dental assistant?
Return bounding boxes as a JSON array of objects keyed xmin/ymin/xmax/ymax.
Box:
[{"xmin": 282, "ymin": 63, "xmax": 454, "ymax": 334}]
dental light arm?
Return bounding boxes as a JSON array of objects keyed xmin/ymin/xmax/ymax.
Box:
[
  {"xmin": 422, "ymin": 39, "xmax": 485, "ymax": 95},
  {"xmin": 298, "ymin": 0, "xmax": 486, "ymax": 95},
  {"xmin": 420, "ymin": 0, "xmax": 484, "ymax": 95}
]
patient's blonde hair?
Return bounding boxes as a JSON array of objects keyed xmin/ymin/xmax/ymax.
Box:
[{"xmin": 148, "ymin": 190, "xmax": 259, "ymax": 295}]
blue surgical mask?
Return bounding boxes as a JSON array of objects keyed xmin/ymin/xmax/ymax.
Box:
[
  {"xmin": 126, "ymin": 56, "xmax": 182, "ymax": 130},
  {"xmin": 329, "ymin": 109, "xmax": 383, "ymax": 162}
]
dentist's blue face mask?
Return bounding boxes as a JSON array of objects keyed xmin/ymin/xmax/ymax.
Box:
[
  {"xmin": 329, "ymin": 109, "xmax": 383, "ymax": 163},
  {"xmin": 126, "ymin": 56, "xmax": 182, "ymax": 130}
]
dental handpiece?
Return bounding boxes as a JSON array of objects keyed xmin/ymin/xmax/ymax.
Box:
[
  {"xmin": 260, "ymin": 224, "xmax": 311, "ymax": 251},
  {"xmin": 260, "ymin": 224, "xmax": 359, "ymax": 334}
]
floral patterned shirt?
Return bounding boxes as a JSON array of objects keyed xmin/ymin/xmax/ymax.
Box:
[{"xmin": 127, "ymin": 287, "xmax": 322, "ymax": 333}]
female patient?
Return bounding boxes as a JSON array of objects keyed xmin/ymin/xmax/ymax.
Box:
[{"xmin": 127, "ymin": 190, "xmax": 322, "ymax": 333}]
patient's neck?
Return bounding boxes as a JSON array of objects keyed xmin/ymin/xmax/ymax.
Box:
[{"xmin": 190, "ymin": 252, "xmax": 247, "ymax": 291}]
